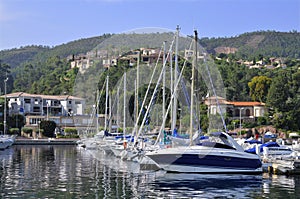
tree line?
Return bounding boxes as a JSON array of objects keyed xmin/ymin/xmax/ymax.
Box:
[{"xmin": 1, "ymin": 31, "xmax": 300, "ymax": 133}]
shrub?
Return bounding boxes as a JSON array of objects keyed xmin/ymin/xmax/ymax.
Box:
[
  {"xmin": 240, "ymin": 130, "xmax": 248, "ymax": 135},
  {"xmin": 243, "ymin": 122, "xmax": 257, "ymax": 128},
  {"xmin": 41, "ymin": 120, "xmax": 56, "ymax": 138},
  {"xmin": 64, "ymin": 128, "xmax": 77, "ymax": 135},
  {"xmin": 257, "ymin": 116, "xmax": 268, "ymax": 125},
  {"xmin": 9, "ymin": 128, "xmax": 19, "ymax": 134},
  {"xmin": 22, "ymin": 127, "xmax": 33, "ymax": 134},
  {"xmin": 56, "ymin": 134, "xmax": 79, "ymax": 138}
]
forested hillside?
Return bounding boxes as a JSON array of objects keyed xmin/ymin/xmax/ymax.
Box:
[
  {"xmin": 0, "ymin": 30, "xmax": 300, "ymax": 132},
  {"xmin": 0, "ymin": 34, "xmax": 112, "ymax": 73},
  {"xmin": 0, "ymin": 45, "xmax": 49, "ymax": 70},
  {"xmin": 199, "ymin": 30, "xmax": 300, "ymax": 59},
  {"xmin": 1, "ymin": 30, "xmax": 299, "ymax": 95}
]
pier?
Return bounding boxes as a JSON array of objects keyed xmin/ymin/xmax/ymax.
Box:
[
  {"xmin": 13, "ymin": 137, "xmax": 79, "ymax": 145},
  {"xmin": 263, "ymin": 159, "xmax": 300, "ymax": 175}
]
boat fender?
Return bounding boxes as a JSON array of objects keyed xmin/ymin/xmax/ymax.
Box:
[{"xmin": 123, "ymin": 141, "xmax": 127, "ymax": 149}]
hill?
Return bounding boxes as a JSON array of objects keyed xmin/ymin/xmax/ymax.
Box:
[
  {"xmin": 0, "ymin": 45, "xmax": 49, "ymax": 70},
  {"xmin": 0, "ymin": 34, "xmax": 112, "ymax": 72},
  {"xmin": 1, "ymin": 30, "xmax": 299, "ymax": 95},
  {"xmin": 1, "ymin": 30, "xmax": 299, "ymax": 71},
  {"xmin": 199, "ymin": 30, "xmax": 300, "ymax": 59},
  {"xmin": 1, "ymin": 30, "xmax": 300, "ymax": 132}
]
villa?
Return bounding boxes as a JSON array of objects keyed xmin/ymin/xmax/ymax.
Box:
[{"xmin": 205, "ymin": 96, "xmax": 267, "ymax": 123}]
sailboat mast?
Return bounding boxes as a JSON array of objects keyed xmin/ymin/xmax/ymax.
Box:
[
  {"xmin": 105, "ymin": 76, "xmax": 109, "ymax": 131},
  {"xmin": 123, "ymin": 72, "xmax": 126, "ymax": 137},
  {"xmin": 172, "ymin": 25, "xmax": 180, "ymax": 134},
  {"xmin": 136, "ymin": 50, "xmax": 140, "ymax": 122},
  {"xmin": 109, "ymin": 91, "xmax": 112, "ymax": 133},
  {"xmin": 117, "ymin": 87, "xmax": 120, "ymax": 133},
  {"xmin": 96, "ymin": 89, "xmax": 99, "ymax": 133},
  {"xmin": 190, "ymin": 30, "xmax": 197, "ymax": 144},
  {"xmin": 134, "ymin": 79, "xmax": 137, "ymax": 124},
  {"xmin": 195, "ymin": 30, "xmax": 200, "ymax": 132},
  {"xmin": 170, "ymin": 44, "xmax": 173, "ymax": 133},
  {"xmin": 162, "ymin": 41, "xmax": 166, "ymax": 130}
]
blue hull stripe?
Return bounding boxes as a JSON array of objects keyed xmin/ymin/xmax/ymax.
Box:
[{"xmin": 148, "ymin": 154, "xmax": 262, "ymax": 169}]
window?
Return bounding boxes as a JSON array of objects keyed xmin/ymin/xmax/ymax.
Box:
[
  {"xmin": 25, "ymin": 99, "xmax": 31, "ymax": 103},
  {"xmin": 212, "ymin": 107, "xmax": 217, "ymax": 115},
  {"xmin": 226, "ymin": 108, "xmax": 233, "ymax": 117},
  {"xmin": 246, "ymin": 109, "xmax": 251, "ymax": 116},
  {"xmin": 234, "ymin": 109, "xmax": 239, "ymax": 117},
  {"xmin": 255, "ymin": 109, "xmax": 261, "ymax": 117},
  {"xmin": 30, "ymin": 118, "xmax": 39, "ymax": 125},
  {"xmin": 33, "ymin": 107, "xmax": 40, "ymax": 112}
]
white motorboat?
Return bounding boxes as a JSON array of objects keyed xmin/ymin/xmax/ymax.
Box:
[
  {"xmin": 245, "ymin": 141, "xmax": 294, "ymax": 157},
  {"xmin": 146, "ymin": 132, "xmax": 262, "ymax": 173}
]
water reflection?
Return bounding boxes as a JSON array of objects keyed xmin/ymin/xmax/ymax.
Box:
[
  {"xmin": 262, "ymin": 173, "xmax": 300, "ymax": 198},
  {"xmin": 146, "ymin": 173, "xmax": 262, "ymax": 198},
  {"xmin": 1, "ymin": 146, "xmax": 300, "ymax": 198}
]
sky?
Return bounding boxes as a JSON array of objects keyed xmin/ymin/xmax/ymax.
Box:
[{"xmin": 0, "ymin": 0, "xmax": 299, "ymax": 50}]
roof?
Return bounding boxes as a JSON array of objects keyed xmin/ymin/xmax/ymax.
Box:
[
  {"xmin": 230, "ymin": 101, "xmax": 265, "ymax": 106},
  {"xmin": 205, "ymin": 96, "xmax": 265, "ymax": 106},
  {"xmin": 204, "ymin": 96, "xmax": 231, "ymax": 105},
  {"xmin": 1, "ymin": 92, "xmax": 84, "ymax": 101}
]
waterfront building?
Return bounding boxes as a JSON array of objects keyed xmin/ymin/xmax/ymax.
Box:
[
  {"xmin": 4, "ymin": 92, "xmax": 85, "ymax": 116},
  {"xmin": 1, "ymin": 92, "xmax": 98, "ymax": 134},
  {"xmin": 205, "ymin": 96, "xmax": 267, "ymax": 123}
]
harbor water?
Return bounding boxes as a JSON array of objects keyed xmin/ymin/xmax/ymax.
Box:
[{"xmin": 1, "ymin": 145, "xmax": 300, "ymax": 198}]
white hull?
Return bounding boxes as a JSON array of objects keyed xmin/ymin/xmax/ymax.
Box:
[
  {"xmin": 158, "ymin": 164, "xmax": 263, "ymax": 173},
  {"xmin": 146, "ymin": 145, "xmax": 262, "ymax": 174},
  {"xmin": 111, "ymin": 145, "xmax": 124, "ymax": 157}
]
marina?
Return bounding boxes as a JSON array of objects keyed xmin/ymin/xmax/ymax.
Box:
[
  {"xmin": 0, "ymin": 19, "xmax": 299, "ymax": 199},
  {"xmin": 0, "ymin": 0, "xmax": 299, "ymax": 198},
  {"xmin": 3, "ymin": 134, "xmax": 300, "ymax": 176},
  {"xmin": 1, "ymin": 145, "xmax": 300, "ymax": 198}
]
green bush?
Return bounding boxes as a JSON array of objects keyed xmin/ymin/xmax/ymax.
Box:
[
  {"xmin": 243, "ymin": 122, "xmax": 257, "ymax": 128},
  {"xmin": 64, "ymin": 128, "xmax": 77, "ymax": 135},
  {"xmin": 41, "ymin": 120, "xmax": 56, "ymax": 138},
  {"xmin": 56, "ymin": 134, "xmax": 79, "ymax": 138},
  {"xmin": 9, "ymin": 128, "xmax": 19, "ymax": 134},
  {"xmin": 257, "ymin": 116, "xmax": 268, "ymax": 125},
  {"xmin": 240, "ymin": 130, "xmax": 248, "ymax": 135},
  {"xmin": 22, "ymin": 127, "xmax": 33, "ymax": 134}
]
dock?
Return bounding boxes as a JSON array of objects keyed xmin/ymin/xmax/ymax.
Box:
[
  {"xmin": 13, "ymin": 138, "xmax": 79, "ymax": 145},
  {"xmin": 264, "ymin": 159, "xmax": 300, "ymax": 175}
]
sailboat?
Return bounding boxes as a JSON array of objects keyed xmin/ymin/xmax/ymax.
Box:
[{"xmin": 145, "ymin": 30, "xmax": 262, "ymax": 174}]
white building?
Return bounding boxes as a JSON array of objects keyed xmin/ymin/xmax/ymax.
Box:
[
  {"xmin": 205, "ymin": 96, "xmax": 267, "ymax": 122},
  {"xmin": 4, "ymin": 92, "xmax": 85, "ymax": 116}
]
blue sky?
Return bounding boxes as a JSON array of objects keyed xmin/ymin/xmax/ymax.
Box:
[{"xmin": 0, "ymin": 0, "xmax": 299, "ymax": 50}]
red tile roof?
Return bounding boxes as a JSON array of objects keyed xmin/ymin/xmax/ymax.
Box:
[
  {"xmin": 229, "ymin": 101, "xmax": 265, "ymax": 106},
  {"xmin": 205, "ymin": 96, "xmax": 265, "ymax": 106}
]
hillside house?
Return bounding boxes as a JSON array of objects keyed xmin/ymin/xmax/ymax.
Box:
[{"xmin": 205, "ymin": 96, "xmax": 267, "ymax": 123}]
